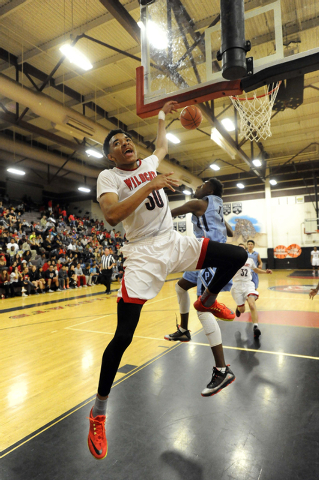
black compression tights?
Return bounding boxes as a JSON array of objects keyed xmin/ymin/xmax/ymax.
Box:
[
  {"xmin": 201, "ymin": 240, "xmax": 248, "ymax": 294},
  {"xmin": 98, "ymin": 299, "xmax": 143, "ymax": 397}
]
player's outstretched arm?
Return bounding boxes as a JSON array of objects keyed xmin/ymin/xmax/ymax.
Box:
[
  {"xmin": 100, "ymin": 173, "xmax": 180, "ymax": 226},
  {"xmin": 309, "ymin": 281, "xmax": 319, "ymax": 299},
  {"xmin": 253, "ymin": 267, "xmax": 272, "ymax": 274},
  {"xmin": 171, "ymin": 199, "xmax": 207, "ymax": 218},
  {"xmin": 154, "ymin": 101, "xmax": 178, "ymax": 162}
]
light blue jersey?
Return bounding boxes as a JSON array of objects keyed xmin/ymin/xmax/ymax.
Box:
[
  {"xmin": 248, "ymin": 251, "xmax": 259, "ymax": 288},
  {"xmin": 192, "ymin": 195, "xmax": 227, "ymax": 243},
  {"xmin": 183, "ymin": 194, "xmax": 232, "ymax": 292}
]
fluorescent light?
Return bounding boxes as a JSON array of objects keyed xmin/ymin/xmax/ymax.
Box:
[
  {"xmin": 221, "ymin": 118, "xmax": 235, "ymax": 132},
  {"xmin": 146, "ymin": 20, "xmax": 168, "ymax": 50},
  {"xmin": 86, "ymin": 149, "xmax": 103, "ymax": 159},
  {"xmin": 7, "ymin": 168, "xmax": 25, "ymax": 176},
  {"xmin": 252, "ymin": 159, "xmax": 262, "ymax": 167},
  {"xmin": 166, "ymin": 133, "xmax": 180, "ymax": 144},
  {"xmin": 137, "ymin": 21, "xmax": 144, "ymax": 29},
  {"xmin": 211, "ymin": 128, "xmax": 237, "ymax": 159},
  {"xmin": 210, "ymin": 164, "xmax": 220, "ymax": 171},
  {"xmin": 59, "ymin": 44, "xmax": 93, "ymax": 71},
  {"xmin": 78, "ymin": 187, "xmax": 91, "ymax": 193},
  {"xmin": 183, "ymin": 190, "xmax": 192, "ymax": 195},
  {"xmin": 237, "ymin": 183, "xmax": 245, "ymax": 189},
  {"xmin": 269, "ymin": 179, "xmax": 277, "ymax": 185}
]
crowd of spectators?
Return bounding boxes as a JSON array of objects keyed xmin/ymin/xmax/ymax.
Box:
[{"xmin": 0, "ymin": 197, "xmax": 125, "ymax": 299}]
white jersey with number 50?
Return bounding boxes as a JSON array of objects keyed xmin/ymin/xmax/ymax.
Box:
[
  {"xmin": 233, "ymin": 257, "xmax": 256, "ymax": 283},
  {"xmin": 97, "ymin": 154, "xmax": 172, "ymax": 242}
]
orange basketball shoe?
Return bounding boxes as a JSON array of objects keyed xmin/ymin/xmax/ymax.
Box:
[
  {"xmin": 193, "ymin": 297, "xmax": 235, "ymax": 321},
  {"xmin": 87, "ymin": 408, "xmax": 108, "ymax": 460}
]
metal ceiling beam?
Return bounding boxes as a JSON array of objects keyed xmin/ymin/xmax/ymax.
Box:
[
  {"xmin": 0, "ymin": 0, "xmax": 32, "ymax": 18},
  {"xmin": 0, "ymin": 1, "xmax": 140, "ymax": 71},
  {"xmin": 99, "ymin": 0, "xmax": 140, "ymax": 44},
  {"xmin": 0, "ymin": 111, "xmax": 87, "ymax": 153}
]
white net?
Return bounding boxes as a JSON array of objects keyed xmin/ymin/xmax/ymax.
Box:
[{"xmin": 230, "ymin": 82, "xmax": 281, "ymax": 142}]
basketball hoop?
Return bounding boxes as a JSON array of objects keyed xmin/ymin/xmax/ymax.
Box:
[{"xmin": 230, "ymin": 82, "xmax": 281, "ymax": 142}]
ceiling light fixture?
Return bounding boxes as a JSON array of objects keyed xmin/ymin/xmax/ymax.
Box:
[
  {"xmin": 7, "ymin": 168, "xmax": 25, "ymax": 175},
  {"xmin": 59, "ymin": 44, "xmax": 93, "ymax": 71},
  {"xmin": 78, "ymin": 187, "xmax": 91, "ymax": 193},
  {"xmin": 221, "ymin": 118, "xmax": 235, "ymax": 132},
  {"xmin": 166, "ymin": 133, "xmax": 180, "ymax": 144},
  {"xmin": 252, "ymin": 159, "xmax": 262, "ymax": 167},
  {"xmin": 183, "ymin": 189, "xmax": 192, "ymax": 195},
  {"xmin": 269, "ymin": 179, "xmax": 277, "ymax": 185},
  {"xmin": 210, "ymin": 164, "xmax": 220, "ymax": 171},
  {"xmin": 86, "ymin": 149, "xmax": 103, "ymax": 159},
  {"xmin": 237, "ymin": 183, "xmax": 245, "ymax": 189},
  {"xmin": 211, "ymin": 128, "xmax": 237, "ymax": 159}
]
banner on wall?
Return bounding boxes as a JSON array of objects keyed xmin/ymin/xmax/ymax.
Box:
[
  {"xmin": 274, "ymin": 245, "xmax": 288, "ymax": 258},
  {"xmin": 232, "ymin": 202, "xmax": 242, "ymax": 215},
  {"xmin": 287, "ymin": 244, "xmax": 302, "ymax": 258},
  {"xmin": 274, "ymin": 244, "xmax": 302, "ymax": 258},
  {"xmin": 223, "ymin": 203, "xmax": 231, "ymax": 215},
  {"xmin": 178, "ymin": 221, "xmax": 186, "ymax": 233}
]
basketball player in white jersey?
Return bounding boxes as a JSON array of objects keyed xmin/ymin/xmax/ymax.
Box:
[
  {"xmin": 310, "ymin": 246, "xmax": 319, "ymax": 275},
  {"xmin": 87, "ymin": 100, "xmax": 247, "ymax": 460},
  {"xmin": 232, "ymin": 244, "xmax": 272, "ymax": 339}
]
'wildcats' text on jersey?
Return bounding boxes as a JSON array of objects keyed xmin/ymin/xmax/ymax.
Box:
[{"xmin": 97, "ymin": 155, "xmax": 173, "ymax": 242}]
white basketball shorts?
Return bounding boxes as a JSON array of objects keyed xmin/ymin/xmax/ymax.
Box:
[
  {"xmin": 312, "ymin": 258, "xmax": 319, "ymax": 266},
  {"xmin": 118, "ymin": 230, "xmax": 208, "ymax": 304},
  {"xmin": 230, "ymin": 281, "xmax": 259, "ymax": 307}
]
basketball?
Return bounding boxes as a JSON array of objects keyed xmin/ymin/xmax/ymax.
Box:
[{"xmin": 180, "ymin": 105, "xmax": 202, "ymax": 130}]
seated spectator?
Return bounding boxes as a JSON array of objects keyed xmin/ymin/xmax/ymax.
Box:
[
  {"xmin": 23, "ymin": 250, "xmax": 32, "ymax": 263},
  {"xmin": 58, "ymin": 265, "xmax": 69, "ymax": 290},
  {"xmin": 82, "ymin": 263, "xmax": 92, "ymax": 286},
  {"xmin": 68, "ymin": 264, "xmax": 78, "ymax": 289},
  {"xmin": 28, "ymin": 265, "xmax": 44, "ymax": 294},
  {"xmin": 89, "ymin": 263, "xmax": 100, "ymax": 285},
  {"xmin": 0, "ymin": 269, "xmax": 15, "ymax": 298},
  {"xmin": 74, "ymin": 263, "xmax": 87, "ymax": 287},
  {"xmin": 44, "ymin": 265, "xmax": 61, "ymax": 293},
  {"xmin": 7, "ymin": 238, "xmax": 19, "ymax": 253}
]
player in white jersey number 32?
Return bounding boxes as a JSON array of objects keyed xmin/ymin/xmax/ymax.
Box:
[{"xmin": 87, "ymin": 100, "xmax": 248, "ymax": 460}]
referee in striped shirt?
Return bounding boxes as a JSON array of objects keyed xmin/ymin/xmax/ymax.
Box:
[{"xmin": 101, "ymin": 248, "xmax": 116, "ymax": 295}]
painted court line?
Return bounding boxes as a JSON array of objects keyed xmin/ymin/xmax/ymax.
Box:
[{"xmin": 65, "ymin": 326, "xmax": 319, "ymax": 361}]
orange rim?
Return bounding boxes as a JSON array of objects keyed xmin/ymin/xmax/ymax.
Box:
[{"xmin": 230, "ymin": 81, "xmax": 282, "ymax": 101}]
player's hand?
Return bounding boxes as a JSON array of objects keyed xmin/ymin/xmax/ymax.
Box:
[
  {"xmin": 309, "ymin": 288, "xmax": 318, "ymax": 299},
  {"xmin": 266, "ymin": 269, "xmax": 272, "ymax": 274},
  {"xmin": 162, "ymin": 101, "xmax": 178, "ymax": 115},
  {"xmin": 150, "ymin": 172, "xmax": 180, "ymax": 192}
]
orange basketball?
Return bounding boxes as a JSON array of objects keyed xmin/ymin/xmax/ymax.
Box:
[{"xmin": 180, "ymin": 105, "xmax": 202, "ymax": 130}]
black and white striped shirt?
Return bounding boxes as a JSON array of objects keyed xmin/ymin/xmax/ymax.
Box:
[{"xmin": 101, "ymin": 254, "xmax": 115, "ymax": 271}]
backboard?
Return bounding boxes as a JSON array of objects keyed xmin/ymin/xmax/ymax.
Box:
[{"xmin": 137, "ymin": 0, "xmax": 319, "ymax": 118}]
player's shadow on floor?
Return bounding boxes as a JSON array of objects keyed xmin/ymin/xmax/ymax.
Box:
[
  {"xmin": 235, "ymin": 325, "xmax": 261, "ymax": 373},
  {"xmin": 160, "ymin": 451, "xmax": 204, "ymax": 480}
]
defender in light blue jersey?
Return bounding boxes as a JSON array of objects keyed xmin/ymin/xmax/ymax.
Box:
[
  {"xmin": 164, "ymin": 178, "xmax": 236, "ymax": 397},
  {"xmin": 247, "ymin": 239, "xmax": 262, "ymax": 289}
]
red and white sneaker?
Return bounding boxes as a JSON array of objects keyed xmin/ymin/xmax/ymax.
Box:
[
  {"xmin": 87, "ymin": 408, "xmax": 108, "ymax": 460},
  {"xmin": 193, "ymin": 298, "xmax": 235, "ymax": 321}
]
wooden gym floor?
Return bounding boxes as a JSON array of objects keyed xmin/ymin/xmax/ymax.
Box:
[{"xmin": 0, "ymin": 271, "xmax": 318, "ymax": 480}]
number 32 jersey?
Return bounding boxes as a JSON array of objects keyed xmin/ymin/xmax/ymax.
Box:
[
  {"xmin": 233, "ymin": 257, "xmax": 256, "ymax": 284},
  {"xmin": 97, "ymin": 154, "xmax": 172, "ymax": 242}
]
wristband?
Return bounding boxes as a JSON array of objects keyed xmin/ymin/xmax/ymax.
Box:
[{"xmin": 158, "ymin": 110, "xmax": 165, "ymax": 121}]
